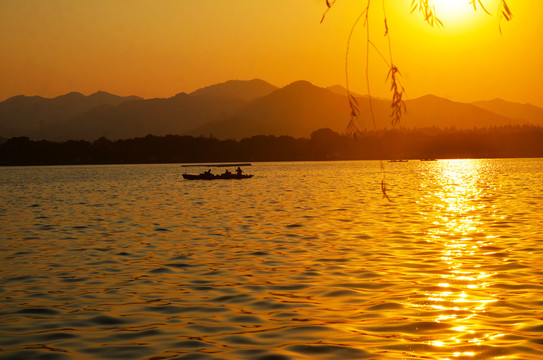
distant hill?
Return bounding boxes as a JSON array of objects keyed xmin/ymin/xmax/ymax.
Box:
[
  {"xmin": 187, "ymin": 82, "xmax": 525, "ymax": 139},
  {"xmin": 0, "ymin": 91, "xmax": 141, "ymax": 137},
  {"xmin": 190, "ymin": 79, "xmax": 278, "ymax": 101},
  {"xmin": 33, "ymin": 93, "xmax": 245, "ymax": 141},
  {"xmin": 472, "ymin": 99, "xmax": 543, "ymax": 126},
  {"xmin": 187, "ymin": 81, "xmax": 351, "ymax": 139},
  {"xmin": 0, "ymin": 79, "xmax": 276, "ymax": 141},
  {"xmin": 401, "ymin": 95, "xmax": 518, "ymax": 129},
  {"xmin": 1, "ymin": 79, "xmax": 540, "ymax": 142}
]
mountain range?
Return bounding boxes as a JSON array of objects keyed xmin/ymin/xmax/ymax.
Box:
[{"xmin": 1, "ymin": 79, "xmax": 542, "ymax": 141}]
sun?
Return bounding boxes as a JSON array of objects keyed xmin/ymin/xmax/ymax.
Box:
[
  {"xmin": 432, "ymin": 0, "xmax": 506, "ymax": 27},
  {"xmin": 432, "ymin": 0, "xmax": 483, "ymax": 26}
]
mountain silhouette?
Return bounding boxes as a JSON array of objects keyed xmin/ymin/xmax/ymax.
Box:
[
  {"xmin": 190, "ymin": 79, "xmax": 278, "ymax": 101},
  {"xmin": 472, "ymin": 99, "xmax": 543, "ymax": 126},
  {"xmin": 401, "ymin": 95, "xmax": 518, "ymax": 129},
  {"xmin": 0, "ymin": 91, "xmax": 141, "ymax": 137},
  {"xmin": 1, "ymin": 79, "xmax": 541, "ymax": 141},
  {"xmin": 187, "ymin": 83, "xmax": 531, "ymax": 139},
  {"xmin": 187, "ymin": 81, "xmax": 351, "ymax": 139},
  {"xmin": 34, "ymin": 93, "xmax": 245, "ymax": 141}
]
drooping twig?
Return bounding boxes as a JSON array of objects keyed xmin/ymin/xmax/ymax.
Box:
[
  {"xmin": 321, "ymin": 0, "xmax": 513, "ymax": 201},
  {"xmin": 410, "ymin": 0, "xmax": 443, "ymax": 28},
  {"xmin": 344, "ymin": 8, "xmax": 368, "ymax": 138},
  {"xmin": 364, "ymin": 1, "xmax": 391, "ymax": 201},
  {"xmin": 323, "ymin": 0, "xmax": 403, "ymax": 201},
  {"xmin": 321, "ymin": 0, "xmax": 337, "ymax": 23},
  {"xmin": 382, "ymin": 1, "xmax": 406, "ymax": 127}
]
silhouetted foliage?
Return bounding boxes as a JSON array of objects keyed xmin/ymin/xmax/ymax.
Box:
[
  {"xmin": 1, "ymin": 126, "xmax": 541, "ymax": 166},
  {"xmin": 324, "ymin": 0, "xmax": 514, "ymax": 199},
  {"xmin": 324, "ymin": 0, "xmax": 512, "ymax": 130}
]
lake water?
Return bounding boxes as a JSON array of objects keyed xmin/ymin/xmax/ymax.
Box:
[{"xmin": 1, "ymin": 159, "xmax": 542, "ymax": 360}]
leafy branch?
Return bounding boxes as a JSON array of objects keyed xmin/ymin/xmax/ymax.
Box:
[
  {"xmin": 323, "ymin": 0, "xmax": 514, "ymax": 131},
  {"xmin": 322, "ymin": 0, "xmax": 512, "ymax": 200},
  {"xmin": 387, "ymin": 65, "xmax": 406, "ymax": 126}
]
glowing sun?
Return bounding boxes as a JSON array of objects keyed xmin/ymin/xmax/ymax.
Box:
[{"xmin": 433, "ymin": 0, "xmax": 479, "ymax": 25}]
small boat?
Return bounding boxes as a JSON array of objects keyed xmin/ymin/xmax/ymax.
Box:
[
  {"xmin": 388, "ymin": 159, "xmax": 408, "ymax": 162},
  {"xmin": 181, "ymin": 163, "xmax": 253, "ymax": 180},
  {"xmin": 182, "ymin": 173, "xmax": 253, "ymax": 180}
]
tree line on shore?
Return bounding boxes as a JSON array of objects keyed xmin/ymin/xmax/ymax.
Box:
[{"xmin": 1, "ymin": 126, "xmax": 542, "ymax": 166}]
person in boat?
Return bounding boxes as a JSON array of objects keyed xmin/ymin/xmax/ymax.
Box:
[
  {"xmin": 223, "ymin": 169, "xmax": 231, "ymax": 176},
  {"xmin": 204, "ymin": 169, "xmax": 212, "ymax": 176},
  {"xmin": 236, "ymin": 167, "xmax": 243, "ymax": 176}
]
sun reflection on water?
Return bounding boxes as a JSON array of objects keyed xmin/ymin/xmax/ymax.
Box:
[{"xmin": 418, "ymin": 160, "xmax": 504, "ymax": 358}]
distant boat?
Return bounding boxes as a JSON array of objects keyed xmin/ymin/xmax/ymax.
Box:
[
  {"xmin": 181, "ymin": 163, "xmax": 253, "ymax": 180},
  {"xmin": 388, "ymin": 159, "xmax": 408, "ymax": 162},
  {"xmin": 182, "ymin": 173, "xmax": 254, "ymax": 180}
]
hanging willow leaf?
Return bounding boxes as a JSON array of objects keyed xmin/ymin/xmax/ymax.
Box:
[
  {"xmin": 498, "ymin": 0, "xmax": 513, "ymax": 34},
  {"xmin": 349, "ymin": 96, "xmax": 359, "ymax": 118},
  {"xmin": 321, "ymin": 0, "xmax": 338, "ymax": 23},
  {"xmin": 501, "ymin": 0, "xmax": 513, "ymax": 21},
  {"xmin": 346, "ymin": 94, "xmax": 361, "ymax": 137},
  {"xmin": 411, "ymin": 0, "xmax": 442, "ymax": 28},
  {"xmin": 386, "ymin": 65, "xmax": 406, "ymax": 126},
  {"xmin": 381, "ymin": 178, "xmax": 391, "ymax": 201},
  {"xmin": 469, "ymin": 0, "xmax": 491, "ymax": 15}
]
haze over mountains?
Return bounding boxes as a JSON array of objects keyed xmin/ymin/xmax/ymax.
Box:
[{"xmin": 1, "ymin": 79, "xmax": 541, "ymax": 142}]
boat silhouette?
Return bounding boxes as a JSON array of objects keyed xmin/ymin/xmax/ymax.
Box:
[{"xmin": 182, "ymin": 163, "xmax": 253, "ymax": 180}]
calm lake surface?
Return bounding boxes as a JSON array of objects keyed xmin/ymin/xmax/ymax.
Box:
[{"xmin": 1, "ymin": 159, "xmax": 543, "ymax": 360}]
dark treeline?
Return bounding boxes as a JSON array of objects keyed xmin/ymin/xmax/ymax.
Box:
[{"xmin": 1, "ymin": 126, "xmax": 542, "ymax": 166}]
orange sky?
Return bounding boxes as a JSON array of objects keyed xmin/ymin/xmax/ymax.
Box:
[{"xmin": 1, "ymin": 0, "xmax": 542, "ymax": 107}]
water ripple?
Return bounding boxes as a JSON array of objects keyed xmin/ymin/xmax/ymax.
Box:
[{"xmin": 1, "ymin": 160, "xmax": 542, "ymax": 359}]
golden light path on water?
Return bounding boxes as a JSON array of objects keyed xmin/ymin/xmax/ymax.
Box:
[
  {"xmin": 416, "ymin": 160, "xmax": 504, "ymax": 359},
  {"xmin": 2, "ymin": 160, "xmax": 543, "ymax": 360}
]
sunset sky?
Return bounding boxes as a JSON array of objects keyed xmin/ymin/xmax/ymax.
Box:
[{"xmin": 1, "ymin": 0, "xmax": 542, "ymax": 107}]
